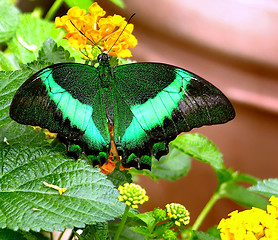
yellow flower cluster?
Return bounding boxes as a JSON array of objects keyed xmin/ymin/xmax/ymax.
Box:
[
  {"xmin": 218, "ymin": 196, "xmax": 278, "ymax": 240},
  {"xmin": 55, "ymin": 3, "xmax": 137, "ymax": 59},
  {"xmin": 118, "ymin": 183, "xmax": 149, "ymax": 209},
  {"xmin": 165, "ymin": 203, "xmax": 190, "ymax": 226}
]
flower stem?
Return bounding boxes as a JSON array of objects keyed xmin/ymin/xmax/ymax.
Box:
[
  {"xmin": 45, "ymin": 0, "xmax": 64, "ymax": 21},
  {"xmin": 113, "ymin": 205, "xmax": 130, "ymax": 240},
  {"xmin": 192, "ymin": 191, "xmax": 220, "ymax": 231},
  {"xmin": 57, "ymin": 230, "xmax": 65, "ymax": 240}
]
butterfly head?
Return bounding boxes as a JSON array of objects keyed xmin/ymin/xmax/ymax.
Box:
[{"xmin": 97, "ymin": 53, "xmax": 110, "ymax": 63}]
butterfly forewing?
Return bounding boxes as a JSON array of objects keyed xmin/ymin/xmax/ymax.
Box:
[
  {"xmin": 112, "ymin": 62, "xmax": 235, "ymax": 160},
  {"xmin": 10, "ymin": 63, "xmax": 110, "ymax": 155}
]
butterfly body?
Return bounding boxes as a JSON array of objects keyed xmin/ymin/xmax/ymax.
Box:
[{"xmin": 10, "ymin": 53, "xmax": 235, "ymax": 170}]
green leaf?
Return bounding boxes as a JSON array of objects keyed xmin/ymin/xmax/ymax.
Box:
[
  {"xmin": 128, "ymin": 211, "xmax": 155, "ymax": 227},
  {"xmin": 151, "ymin": 146, "xmax": 191, "ymax": 181},
  {"xmin": 129, "ymin": 226, "xmax": 150, "ymax": 236},
  {"xmin": 219, "ymin": 182, "xmax": 268, "ymax": 209},
  {"xmin": 0, "ymin": 228, "xmax": 48, "ymax": 240},
  {"xmin": 109, "ymin": 0, "xmax": 125, "ymax": 8},
  {"xmin": 7, "ymin": 14, "xmax": 64, "ymax": 64},
  {"xmin": 107, "ymin": 162, "xmax": 132, "ymax": 188},
  {"xmin": 249, "ymin": 178, "xmax": 278, "ymax": 198},
  {"xmin": 38, "ymin": 38, "xmax": 75, "ymax": 64},
  {"xmin": 130, "ymin": 147, "xmax": 191, "ymax": 181},
  {"xmin": 81, "ymin": 223, "xmax": 108, "ymax": 240},
  {"xmin": 64, "ymin": 0, "xmax": 93, "ymax": 9},
  {"xmin": 193, "ymin": 231, "xmax": 220, "ymax": 240},
  {"xmin": 0, "ymin": 38, "xmax": 77, "ymax": 130},
  {"xmin": 0, "ymin": 70, "xmax": 33, "ymax": 128},
  {"xmin": 171, "ymin": 134, "xmax": 224, "ymax": 170},
  {"xmin": 215, "ymin": 168, "xmax": 259, "ymax": 187},
  {"xmin": 0, "ymin": 122, "xmax": 47, "ymax": 146},
  {"xmin": 205, "ymin": 225, "xmax": 221, "ymax": 239},
  {"xmin": 152, "ymin": 222, "xmax": 174, "ymax": 239},
  {"xmin": 0, "ymin": 143, "xmax": 125, "ymax": 232},
  {"xmin": 0, "ymin": 0, "xmax": 20, "ymax": 43},
  {"xmin": 0, "ymin": 51, "xmax": 18, "ymax": 71},
  {"xmin": 108, "ymin": 222, "xmax": 144, "ymax": 240}
]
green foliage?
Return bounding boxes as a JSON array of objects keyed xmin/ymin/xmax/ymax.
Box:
[
  {"xmin": 130, "ymin": 146, "xmax": 191, "ymax": 181},
  {"xmin": 107, "ymin": 162, "xmax": 133, "ymax": 188},
  {"xmin": 0, "ymin": 0, "xmax": 19, "ymax": 43},
  {"xmin": 249, "ymin": 178, "xmax": 278, "ymax": 198},
  {"xmin": 0, "ymin": 228, "xmax": 49, "ymax": 240},
  {"xmin": 171, "ymin": 133, "xmax": 224, "ymax": 170},
  {"xmin": 0, "ymin": 142, "xmax": 125, "ymax": 232},
  {"xmin": 193, "ymin": 231, "xmax": 220, "ymax": 240}
]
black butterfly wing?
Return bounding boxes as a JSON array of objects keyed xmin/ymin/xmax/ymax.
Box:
[
  {"xmin": 10, "ymin": 63, "xmax": 110, "ymax": 158},
  {"xmin": 112, "ymin": 62, "xmax": 235, "ymax": 169}
]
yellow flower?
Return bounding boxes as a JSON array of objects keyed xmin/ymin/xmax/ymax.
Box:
[
  {"xmin": 55, "ymin": 3, "xmax": 137, "ymax": 59},
  {"xmin": 218, "ymin": 196, "xmax": 278, "ymax": 240},
  {"xmin": 118, "ymin": 183, "xmax": 149, "ymax": 209}
]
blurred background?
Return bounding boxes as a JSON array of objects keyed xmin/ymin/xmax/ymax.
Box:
[{"xmin": 17, "ymin": 0, "xmax": 278, "ymax": 231}]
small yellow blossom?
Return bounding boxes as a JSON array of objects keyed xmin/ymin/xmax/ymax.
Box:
[
  {"xmin": 165, "ymin": 203, "xmax": 190, "ymax": 226},
  {"xmin": 55, "ymin": 2, "xmax": 137, "ymax": 59},
  {"xmin": 218, "ymin": 196, "xmax": 278, "ymax": 240},
  {"xmin": 118, "ymin": 183, "xmax": 149, "ymax": 209}
]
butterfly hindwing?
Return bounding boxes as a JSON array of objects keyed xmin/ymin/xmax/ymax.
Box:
[
  {"xmin": 113, "ymin": 62, "xmax": 235, "ymax": 168},
  {"xmin": 10, "ymin": 63, "xmax": 110, "ymax": 158}
]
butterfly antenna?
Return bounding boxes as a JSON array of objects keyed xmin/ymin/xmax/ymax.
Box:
[
  {"xmin": 70, "ymin": 20, "xmax": 102, "ymax": 52},
  {"xmin": 79, "ymin": 49, "xmax": 94, "ymax": 65},
  {"xmin": 107, "ymin": 13, "xmax": 135, "ymax": 54}
]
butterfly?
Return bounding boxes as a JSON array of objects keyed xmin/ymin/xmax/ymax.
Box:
[{"xmin": 9, "ymin": 52, "xmax": 235, "ymax": 170}]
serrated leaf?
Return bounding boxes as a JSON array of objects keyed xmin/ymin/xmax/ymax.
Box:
[
  {"xmin": 0, "ymin": 228, "xmax": 49, "ymax": 240},
  {"xmin": 0, "ymin": 0, "xmax": 20, "ymax": 43},
  {"xmin": 107, "ymin": 163, "xmax": 132, "ymax": 188},
  {"xmin": 151, "ymin": 146, "xmax": 191, "ymax": 181},
  {"xmin": 193, "ymin": 231, "xmax": 220, "ymax": 240},
  {"xmin": 0, "ymin": 38, "xmax": 74, "ymax": 130},
  {"xmin": 0, "ymin": 122, "xmax": 47, "ymax": 146},
  {"xmin": 81, "ymin": 223, "xmax": 108, "ymax": 240},
  {"xmin": 171, "ymin": 134, "xmax": 224, "ymax": 170},
  {"xmin": 249, "ymin": 178, "xmax": 278, "ymax": 198},
  {"xmin": 0, "ymin": 144, "xmax": 125, "ymax": 232},
  {"xmin": 219, "ymin": 182, "xmax": 268, "ymax": 209},
  {"xmin": 7, "ymin": 14, "xmax": 64, "ymax": 64},
  {"xmin": 38, "ymin": 38, "xmax": 75, "ymax": 64},
  {"xmin": 0, "ymin": 70, "xmax": 34, "ymax": 128},
  {"xmin": 108, "ymin": 222, "xmax": 144, "ymax": 240}
]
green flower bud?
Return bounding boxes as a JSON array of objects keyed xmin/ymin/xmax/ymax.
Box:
[
  {"xmin": 162, "ymin": 229, "xmax": 178, "ymax": 240},
  {"xmin": 152, "ymin": 207, "xmax": 166, "ymax": 222},
  {"xmin": 118, "ymin": 183, "xmax": 149, "ymax": 209},
  {"xmin": 165, "ymin": 203, "xmax": 190, "ymax": 226}
]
